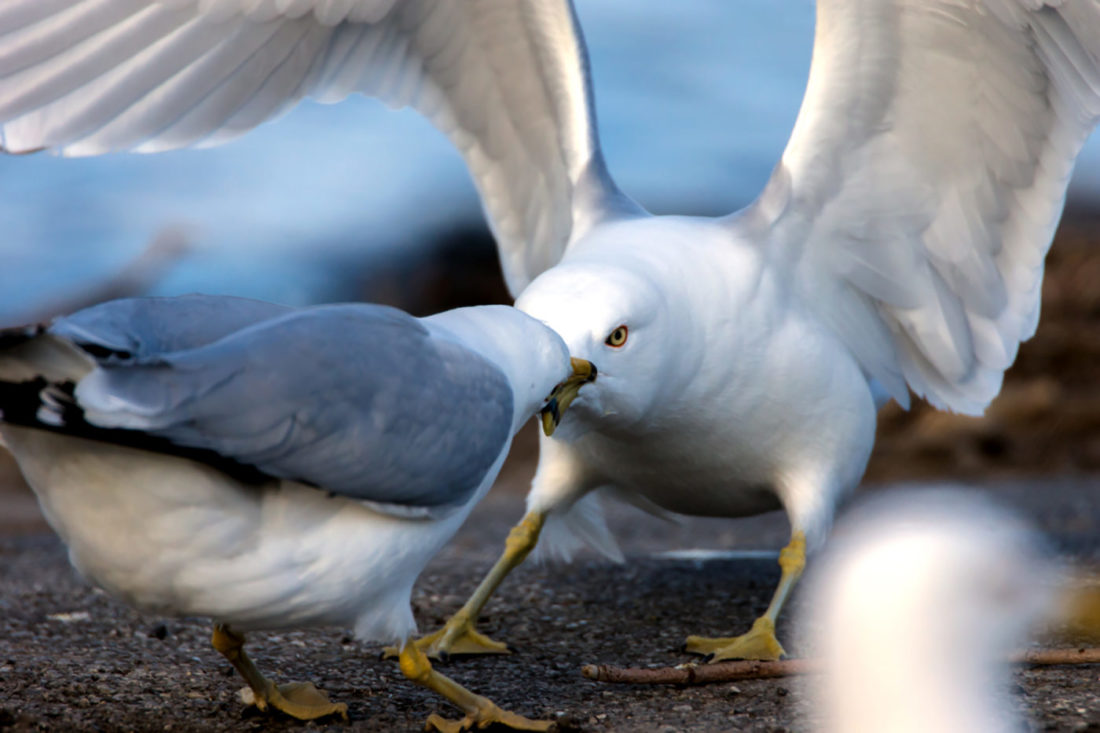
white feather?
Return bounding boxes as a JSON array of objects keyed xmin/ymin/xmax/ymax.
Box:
[
  {"xmin": 533, "ymin": 490, "xmax": 623, "ymax": 564},
  {"xmin": 0, "ymin": 0, "xmax": 628, "ymax": 294},
  {"xmin": 756, "ymin": 0, "xmax": 1100, "ymax": 415}
]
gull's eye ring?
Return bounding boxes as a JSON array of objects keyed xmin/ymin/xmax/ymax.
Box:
[{"xmin": 605, "ymin": 325, "xmax": 628, "ymax": 348}]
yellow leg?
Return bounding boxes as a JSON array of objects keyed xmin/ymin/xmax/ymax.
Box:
[
  {"xmin": 386, "ymin": 511, "xmax": 545, "ymax": 660},
  {"xmin": 210, "ymin": 624, "xmax": 348, "ymax": 721},
  {"xmin": 684, "ymin": 531, "xmax": 806, "ymax": 662},
  {"xmin": 398, "ymin": 642, "xmax": 554, "ymax": 733}
]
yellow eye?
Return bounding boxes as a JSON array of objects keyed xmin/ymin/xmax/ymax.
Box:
[{"xmin": 605, "ymin": 325, "xmax": 628, "ymax": 347}]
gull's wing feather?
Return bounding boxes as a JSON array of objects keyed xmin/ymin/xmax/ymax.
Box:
[
  {"xmin": 747, "ymin": 0, "xmax": 1100, "ymax": 414},
  {"xmin": 0, "ymin": 0, "xmax": 633, "ymax": 294},
  {"xmin": 0, "ymin": 294, "xmax": 290, "ymax": 384},
  {"xmin": 70, "ymin": 304, "xmax": 515, "ymax": 512},
  {"xmin": 49, "ymin": 294, "xmax": 293, "ymax": 358}
]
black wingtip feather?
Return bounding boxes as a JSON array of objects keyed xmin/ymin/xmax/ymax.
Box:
[
  {"xmin": 0, "ymin": 377, "xmax": 272, "ymax": 486},
  {"xmin": 0, "ymin": 324, "xmax": 46, "ymax": 351}
]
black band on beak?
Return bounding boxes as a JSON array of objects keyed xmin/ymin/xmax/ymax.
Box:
[{"xmin": 540, "ymin": 358, "xmax": 597, "ymax": 436}]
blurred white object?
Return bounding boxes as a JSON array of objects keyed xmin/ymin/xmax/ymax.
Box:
[{"xmin": 806, "ymin": 490, "xmax": 1052, "ymax": 733}]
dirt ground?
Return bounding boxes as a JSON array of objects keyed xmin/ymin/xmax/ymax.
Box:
[{"xmin": 1, "ymin": 215, "xmax": 1099, "ymax": 731}]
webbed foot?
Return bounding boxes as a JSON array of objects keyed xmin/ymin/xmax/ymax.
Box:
[
  {"xmin": 240, "ymin": 679, "xmax": 348, "ymax": 721},
  {"xmin": 212, "ymin": 624, "xmax": 347, "ymax": 721},
  {"xmin": 385, "ymin": 612, "xmax": 511, "ymax": 661},
  {"xmin": 684, "ymin": 616, "xmax": 786, "ymax": 662},
  {"xmin": 398, "ymin": 642, "xmax": 553, "ymax": 732},
  {"xmin": 385, "ymin": 512, "xmax": 546, "ymax": 662},
  {"xmin": 423, "ymin": 702, "xmax": 555, "ymax": 733}
]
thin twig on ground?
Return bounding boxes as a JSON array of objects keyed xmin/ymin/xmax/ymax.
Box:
[{"xmin": 581, "ymin": 647, "xmax": 1100, "ymax": 685}]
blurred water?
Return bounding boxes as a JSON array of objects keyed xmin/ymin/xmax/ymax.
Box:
[{"xmin": 2, "ymin": 1, "xmax": 1098, "ymax": 320}]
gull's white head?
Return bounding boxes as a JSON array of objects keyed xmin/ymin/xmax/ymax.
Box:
[
  {"xmin": 804, "ymin": 490, "xmax": 1057, "ymax": 733},
  {"xmin": 516, "ymin": 251, "xmax": 682, "ymax": 433},
  {"xmin": 517, "ymin": 216, "xmax": 739, "ymax": 435}
]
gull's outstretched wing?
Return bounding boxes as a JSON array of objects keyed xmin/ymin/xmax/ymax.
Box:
[
  {"xmin": 1, "ymin": 302, "xmax": 515, "ymax": 514},
  {"xmin": 0, "ymin": 1, "xmax": 634, "ymax": 294},
  {"xmin": 745, "ymin": 0, "xmax": 1100, "ymax": 414}
]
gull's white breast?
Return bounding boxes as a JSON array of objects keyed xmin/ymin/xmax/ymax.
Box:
[
  {"xmin": 571, "ymin": 314, "xmax": 875, "ymax": 522},
  {"xmin": 530, "ymin": 216, "xmax": 879, "ymax": 537}
]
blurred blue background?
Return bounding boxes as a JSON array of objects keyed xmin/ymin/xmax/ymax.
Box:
[{"xmin": 3, "ymin": 0, "xmax": 1099, "ymax": 322}]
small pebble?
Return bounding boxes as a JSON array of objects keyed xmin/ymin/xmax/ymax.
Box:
[{"xmin": 47, "ymin": 611, "xmax": 91, "ymax": 623}]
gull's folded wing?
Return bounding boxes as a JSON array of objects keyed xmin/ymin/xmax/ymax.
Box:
[
  {"xmin": 0, "ymin": 293, "xmax": 290, "ymax": 383},
  {"xmin": 1, "ymin": 302, "xmax": 515, "ymax": 514},
  {"xmin": 0, "ymin": 0, "xmax": 635, "ymax": 294},
  {"xmin": 73, "ymin": 304, "xmax": 515, "ymax": 512},
  {"xmin": 49, "ymin": 293, "xmax": 293, "ymax": 357},
  {"xmin": 746, "ymin": 0, "xmax": 1100, "ymax": 413}
]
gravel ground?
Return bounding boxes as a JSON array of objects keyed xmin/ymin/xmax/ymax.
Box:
[{"xmin": 0, "ymin": 461, "xmax": 1097, "ymax": 732}]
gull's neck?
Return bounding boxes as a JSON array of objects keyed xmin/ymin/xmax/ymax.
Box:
[{"xmin": 421, "ymin": 306, "xmax": 569, "ymax": 435}]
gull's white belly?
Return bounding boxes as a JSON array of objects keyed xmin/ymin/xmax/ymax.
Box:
[
  {"xmin": 576, "ymin": 428, "xmax": 783, "ymax": 518},
  {"xmin": 571, "ymin": 359, "xmax": 876, "ymax": 531},
  {"xmin": 2, "ymin": 427, "xmax": 473, "ymax": 643}
]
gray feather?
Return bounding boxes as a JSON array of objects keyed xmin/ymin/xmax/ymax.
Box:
[
  {"xmin": 75, "ymin": 303, "xmax": 514, "ymax": 511},
  {"xmin": 50, "ymin": 294, "xmax": 293, "ymax": 359}
]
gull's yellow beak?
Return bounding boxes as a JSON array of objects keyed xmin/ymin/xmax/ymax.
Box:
[{"xmin": 540, "ymin": 358, "xmax": 597, "ymax": 436}]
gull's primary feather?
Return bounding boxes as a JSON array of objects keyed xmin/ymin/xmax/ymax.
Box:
[{"xmin": 752, "ymin": 0, "xmax": 1100, "ymax": 414}]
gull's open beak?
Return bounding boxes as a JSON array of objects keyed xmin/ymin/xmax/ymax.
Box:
[{"xmin": 541, "ymin": 358, "xmax": 597, "ymax": 436}]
